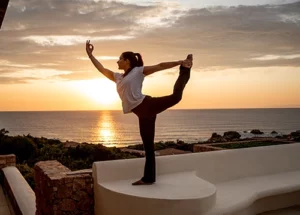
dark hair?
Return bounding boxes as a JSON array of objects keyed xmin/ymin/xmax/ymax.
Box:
[{"xmin": 122, "ymin": 51, "xmax": 144, "ymax": 77}]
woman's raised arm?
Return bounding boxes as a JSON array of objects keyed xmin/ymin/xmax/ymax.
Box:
[
  {"xmin": 86, "ymin": 40, "xmax": 115, "ymax": 82},
  {"xmin": 143, "ymin": 60, "xmax": 183, "ymax": 76}
]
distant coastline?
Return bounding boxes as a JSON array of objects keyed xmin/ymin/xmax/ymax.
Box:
[{"xmin": 0, "ymin": 109, "xmax": 300, "ymax": 146}]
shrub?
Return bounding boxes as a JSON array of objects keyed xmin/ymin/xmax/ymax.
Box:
[
  {"xmin": 0, "ymin": 135, "xmax": 37, "ymax": 163},
  {"xmin": 16, "ymin": 164, "xmax": 35, "ymax": 188}
]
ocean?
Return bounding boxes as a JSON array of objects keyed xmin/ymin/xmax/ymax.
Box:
[{"xmin": 0, "ymin": 109, "xmax": 299, "ymax": 147}]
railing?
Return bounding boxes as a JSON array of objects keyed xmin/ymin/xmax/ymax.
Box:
[{"xmin": 0, "ymin": 154, "xmax": 36, "ymax": 215}]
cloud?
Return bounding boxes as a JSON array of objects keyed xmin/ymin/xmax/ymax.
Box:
[
  {"xmin": 0, "ymin": 77, "xmax": 37, "ymax": 84},
  {"xmin": 142, "ymin": 1, "xmax": 300, "ymax": 69},
  {"xmin": 0, "ymin": 68, "xmax": 73, "ymax": 84},
  {"xmin": 21, "ymin": 35, "xmax": 135, "ymax": 46},
  {"xmin": 1, "ymin": 0, "xmax": 300, "ymax": 84},
  {"xmin": 132, "ymin": 1, "xmax": 188, "ymax": 32},
  {"xmin": 0, "ymin": 60, "xmax": 33, "ymax": 68},
  {"xmin": 78, "ymin": 56, "xmax": 119, "ymax": 60},
  {"xmin": 250, "ymin": 54, "xmax": 300, "ymax": 60},
  {"xmin": 9, "ymin": 69, "xmax": 73, "ymax": 79}
]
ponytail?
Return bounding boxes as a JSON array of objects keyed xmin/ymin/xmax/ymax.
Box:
[{"xmin": 134, "ymin": 53, "xmax": 144, "ymax": 67}]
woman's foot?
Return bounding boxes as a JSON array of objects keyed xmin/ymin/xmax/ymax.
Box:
[
  {"xmin": 132, "ymin": 179, "xmax": 155, "ymax": 186},
  {"xmin": 182, "ymin": 54, "xmax": 193, "ymax": 68}
]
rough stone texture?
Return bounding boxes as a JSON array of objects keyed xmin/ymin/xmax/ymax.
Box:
[
  {"xmin": 290, "ymin": 131, "xmax": 300, "ymax": 141},
  {"xmin": 193, "ymin": 144, "xmax": 224, "ymax": 152},
  {"xmin": 0, "ymin": 154, "xmax": 16, "ymax": 169},
  {"xmin": 207, "ymin": 133, "xmax": 226, "ymax": 143},
  {"xmin": 251, "ymin": 129, "xmax": 264, "ymax": 135},
  {"xmin": 223, "ymin": 131, "xmax": 241, "ymax": 141},
  {"xmin": 34, "ymin": 161, "xmax": 94, "ymax": 215}
]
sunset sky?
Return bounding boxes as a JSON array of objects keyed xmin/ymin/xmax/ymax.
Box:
[{"xmin": 1, "ymin": 0, "xmax": 300, "ymax": 111}]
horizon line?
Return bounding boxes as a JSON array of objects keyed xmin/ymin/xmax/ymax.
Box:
[{"xmin": 1, "ymin": 107, "xmax": 300, "ymax": 112}]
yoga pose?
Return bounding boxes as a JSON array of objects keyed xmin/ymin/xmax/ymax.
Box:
[{"xmin": 86, "ymin": 40, "xmax": 192, "ymax": 185}]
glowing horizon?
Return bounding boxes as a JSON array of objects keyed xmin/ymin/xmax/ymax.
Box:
[{"xmin": 1, "ymin": 0, "xmax": 300, "ymax": 111}]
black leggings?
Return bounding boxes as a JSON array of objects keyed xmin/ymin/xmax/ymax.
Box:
[{"xmin": 131, "ymin": 65, "xmax": 191, "ymax": 183}]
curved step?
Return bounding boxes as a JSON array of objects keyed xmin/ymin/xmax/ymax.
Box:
[{"xmin": 95, "ymin": 171, "xmax": 217, "ymax": 215}]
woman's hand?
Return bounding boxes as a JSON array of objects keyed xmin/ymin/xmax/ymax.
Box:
[{"xmin": 86, "ymin": 40, "xmax": 94, "ymax": 58}]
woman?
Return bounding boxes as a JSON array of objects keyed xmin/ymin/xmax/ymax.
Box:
[{"xmin": 86, "ymin": 40, "xmax": 192, "ymax": 185}]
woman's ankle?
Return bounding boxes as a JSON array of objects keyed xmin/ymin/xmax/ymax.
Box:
[{"xmin": 180, "ymin": 65, "xmax": 191, "ymax": 71}]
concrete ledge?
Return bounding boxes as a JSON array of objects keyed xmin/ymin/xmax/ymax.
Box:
[
  {"xmin": 2, "ymin": 166, "xmax": 36, "ymax": 215},
  {"xmin": 93, "ymin": 143, "xmax": 300, "ymax": 215},
  {"xmin": 205, "ymin": 171, "xmax": 300, "ymax": 215},
  {"xmin": 238, "ymin": 190, "xmax": 300, "ymax": 215}
]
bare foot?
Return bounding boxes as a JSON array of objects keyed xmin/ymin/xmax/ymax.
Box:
[
  {"xmin": 182, "ymin": 54, "xmax": 193, "ymax": 68},
  {"xmin": 132, "ymin": 179, "xmax": 154, "ymax": 186}
]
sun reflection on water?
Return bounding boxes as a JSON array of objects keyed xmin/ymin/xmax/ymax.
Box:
[{"xmin": 97, "ymin": 111, "xmax": 117, "ymax": 147}]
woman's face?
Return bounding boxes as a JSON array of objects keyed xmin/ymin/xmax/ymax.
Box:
[{"xmin": 117, "ymin": 54, "xmax": 129, "ymax": 70}]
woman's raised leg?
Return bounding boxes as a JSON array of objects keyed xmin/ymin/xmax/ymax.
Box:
[{"xmin": 149, "ymin": 64, "xmax": 191, "ymax": 115}]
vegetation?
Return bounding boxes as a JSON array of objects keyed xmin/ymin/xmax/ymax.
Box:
[
  {"xmin": 127, "ymin": 139, "xmax": 195, "ymax": 152},
  {"xmin": 216, "ymin": 141, "xmax": 291, "ymax": 149},
  {"xmin": 0, "ymin": 128, "xmax": 141, "ymax": 189}
]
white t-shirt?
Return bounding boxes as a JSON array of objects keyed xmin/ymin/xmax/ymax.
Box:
[{"xmin": 113, "ymin": 66, "xmax": 146, "ymax": 114}]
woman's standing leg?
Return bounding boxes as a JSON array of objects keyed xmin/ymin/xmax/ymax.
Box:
[
  {"xmin": 132, "ymin": 114, "xmax": 156, "ymax": 185},
  {"xmin": 139, "ymin": 115, "xmax": 156, "ymax": 183}
]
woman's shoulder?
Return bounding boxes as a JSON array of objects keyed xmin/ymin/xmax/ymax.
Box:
[
  {"xmin": 113, "ymin": 72, "xmax": 123, "ymax": 82},
  {"xmin": 114, "ymin": 72, "xmax": 123, "ymax": 77},
  {"xmin": 134, "ymin": 66, "xmax": 144, "ymax": 73}
]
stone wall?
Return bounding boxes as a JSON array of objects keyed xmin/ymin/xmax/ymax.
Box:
[
  {"xmin": 193, "ymin": 144, "xmax": 224, "ymax": 153},
  {"xmin": 0, "ymin": 154, "xmax": 16, "ymax": 169},
  {"xmin": 34, "ymin": 160, "xmax": 93, "ymax": 215}
]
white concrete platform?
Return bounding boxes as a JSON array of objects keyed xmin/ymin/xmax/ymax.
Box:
[
  {"xmin": 93, "ymin": 142, "xmax": 300, "ymax": 215},
  {"xmin": 101, "ymin": 171, "xmax": 215, "ymax": 200},
  {"xmin": 259, "ymin": 206, "xmax": 300, "ymax": 215},
  {"xmin": 95, "ymin": 171, "xmax": 217, "ymax": 214}
]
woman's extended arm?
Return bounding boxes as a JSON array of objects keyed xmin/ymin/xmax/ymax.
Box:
[
  {"xmin": 86, "ymin": 40, "xmax": 115, "ymax": 81},
  {"xmin": 143, "ymin": 60, "xmax": 183, "ymax": 76}
]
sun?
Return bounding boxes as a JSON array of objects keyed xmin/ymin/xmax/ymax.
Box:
[{"xmin": 75, "ymin": 79, "xmax": 119, "ymax": 105}]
